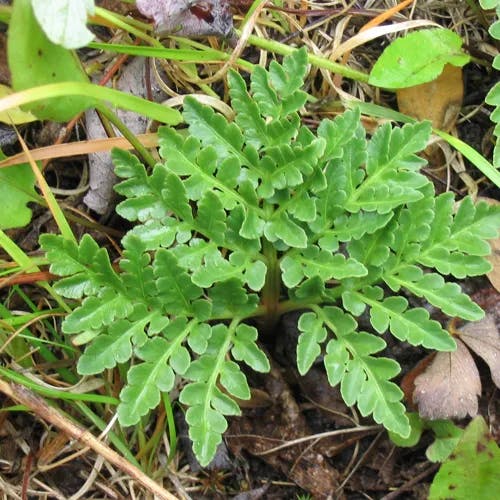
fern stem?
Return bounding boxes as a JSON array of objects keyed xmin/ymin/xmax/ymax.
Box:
[
  {"xmin": 244, "ymin": 33, "xmax": 369, "ymax": 83},
  {"xmin": 97, "ymin": 105, "xmax": 156, "ymax": 168},
  {"xmin": 277, "ymin": 297, "xmax": 323, "ymax": 315},
  {"xmin": 261, "ymin": 240, "xmax": 281, "ymax": 332}
]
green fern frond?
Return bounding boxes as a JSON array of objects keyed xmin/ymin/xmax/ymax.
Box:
[{"xmin": 41, "ymin": 47, "xmax": 500, "ymax": 467}]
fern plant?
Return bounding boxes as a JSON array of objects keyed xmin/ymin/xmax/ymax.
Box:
[
  {"xmin": 40, "ymin": 48, "xmax": 500, "ymax": 466},
  {"xmin": 481, "ymin": 0, "xmax": 500, "ymax": 166}
]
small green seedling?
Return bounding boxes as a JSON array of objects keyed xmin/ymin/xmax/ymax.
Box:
[
  {"xmin": 41, "ymin": 48, "xmax": 500, "ymax": 466},
  {"xmin": 389, "ymin": 412, "xmax": 464, "ymax": 462}
]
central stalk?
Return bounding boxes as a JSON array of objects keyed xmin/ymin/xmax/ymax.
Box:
[{"xmin": 261, "ymin": 240, "xmax": 281, "ymax": 333}]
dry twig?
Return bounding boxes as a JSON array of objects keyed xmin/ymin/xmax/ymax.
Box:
[{"xmin": 0, "ymin": 379, "xmax": 178, "ymax": 500}]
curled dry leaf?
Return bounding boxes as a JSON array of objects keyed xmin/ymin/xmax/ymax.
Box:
[
  {"xmin": 413, "ymin": 313, "xmax": 499, "ymax": 420},
  {"xmin": 397, "ymin": 64, "xmax": 463, "ymax": 179},
  {"xmin": 397, "ymin": 64, "xmax": 463, "ymax": 132},
  {"xmin": 413, "ymin": 338, "xmax": 480, "ymax": 420},
  {"xmin": 84, "ymin": 58, "xmax": 152, "ymax": 214},
  {"xmin": 458, "ymin": 315, "xmax": 500, "ymax": 388},
  {"xmin": 136, "ymin": 0, "xmax": 233, "ymax": 38}
]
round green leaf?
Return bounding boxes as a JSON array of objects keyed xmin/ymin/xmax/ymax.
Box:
[
  {"xmin": 8, "ymin": 0, "xmax": 92, "ymax": 120},
  {"xmin": 369, "ymin": 29, "xmax": 470, "ymax": 89}
]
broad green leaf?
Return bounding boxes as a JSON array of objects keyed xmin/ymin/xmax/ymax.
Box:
[
  {"xmin": 429, "ymin": 417, "xmax": 500, "ymax": 499},
  {"xmin": 31, "ymin": 0, "xmax": 95, "ymax": 49},
  {"xmin": 0, "ymin": 163, "xmax": 38, "ymax": 229},
  {"xmin": 479, "ymin": 0, "xmax": 499, "ymax": 8},
  {"xmin": 0, "ymin": 84, "xmax": 37, "ymax": 124},
  {"xmin": 369, "ymin": 29, "xmax": 470, "ymax": 89},
  {"xmin": 8, "ymin": 0, "xmax": 92, "ymax": 120}
]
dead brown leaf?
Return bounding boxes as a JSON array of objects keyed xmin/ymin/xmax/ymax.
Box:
[
  {"xmin": 458, "ymin": 315, "xmax": 500, "ymax": 388},
  {"xmin": 397, "ymin": 63, "xmax": 463, "ymax": 131},
  {"xmin": 136, "ymin": 0, "xmax": 233, "ymax": 37},
  {"xmin": 413, "ymin": 338, "xmax": 481, "ymax": 420}
]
